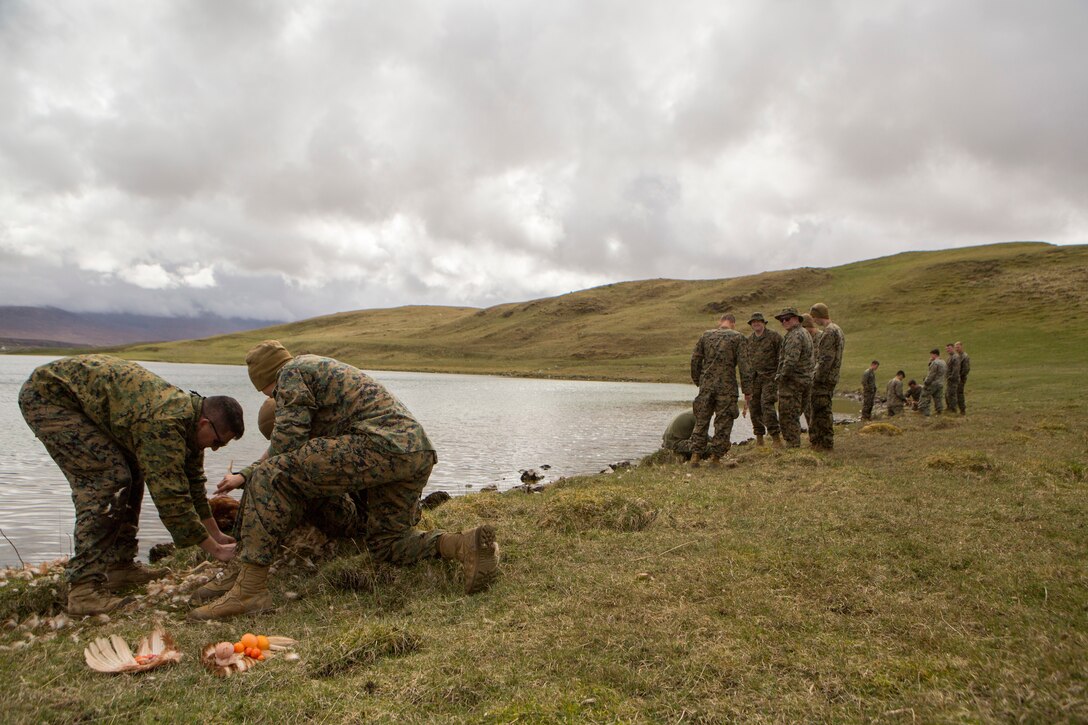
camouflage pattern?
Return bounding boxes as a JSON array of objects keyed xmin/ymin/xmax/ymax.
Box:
[
  {"xmin": 662, "ymin": 411, "xmax": 696, "ymax": 454},
  {"xmin": 957, "ymin": 352, "xmax": 971, "ymax": 414},
  {"xmin": 745, "ymin": 329, "xmax": 782, "ymax": 436},
  {"xmin": 919, "ymin": 358, "xmax": 947, "ymax": 416},
  {"xmin": 943, "ymin": 351, "xmax": 959, "ymax": 412},
  {"xmin": 686, "ymin": 328, "xmax": 752, "ymax": 457},
  {"xmin": 774, "ymin": 327, "xmax": 813, "ymax": 447},
  {"xmin": 18, "ymin": 355, "xmax": 215, "ymax": 584},
  {"xmin": 861, "ymin": 368, "xmax": 877, "ymax": 419},
  {"xmin": 803, "ymin": 329, "xmax": 821, "ymax": 426},
  {"xmin": 810, "ymin": 323, "xmax": 845, "ymax": 449},
  {"xmin": 886, "ymin": 377, "xmax": 906, "ymax": 416},
  {"xmin": 237, "ymin": 355, "xmax": 439, "ymax": 566}
]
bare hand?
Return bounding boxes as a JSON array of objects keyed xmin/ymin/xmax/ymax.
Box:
[
  {"xmin": 212, "ymin": 531, "xmax": 236, "ymax": 545},
  {"xmin": 199, "ymin": 537, "xmax": 236, "ymax": 562},
  {"xmin": 216, "ymin": 472, "xmax": 245, "ymax": 496}
]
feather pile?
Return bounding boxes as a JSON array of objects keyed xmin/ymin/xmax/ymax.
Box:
[
  {"xmin": 200, "ymin": 636, "xmax": 298, "ymax": 677},
  {"xmin": 84, "ymin": 626, "xmax": 182, "ymax": 673}
]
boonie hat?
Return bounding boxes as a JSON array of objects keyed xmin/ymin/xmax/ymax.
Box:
[
  {"xmin": 774, "ymin": 306, "xmax": 802, "ymax": 322},
  {"xmin": 246, "ymin": 340, "xmax": 293, "ymax": 391},
  {"xmin": 748, "ymin": 312, "xmax": 767, "ymax": 325}
]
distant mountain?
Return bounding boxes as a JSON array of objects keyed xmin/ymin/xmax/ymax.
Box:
[{"xmin": 0, "ymin": 306, "xmax": 282, "ymax": 350}]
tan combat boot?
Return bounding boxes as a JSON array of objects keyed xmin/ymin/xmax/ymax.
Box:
[
  {"xmin": 755, "ymin": 434, "xmax": 764, "ymax": 447},
  {"xmin": 187, "ymin": 564, "xmax": 273, "ymax": 621},
  {"xmin": 689, "ymin": 452, "xmax": 702, "ymax": 468},
  {"xmin": 437, "ymin": 526, "xmax": 499, "ymax": 595},
  {"xmin": 106, "ymin": 561, "xmax": 167, "ymax": 591},
  {"xmin": 708, "ymin": 454, "xmax": 722, "ymax": 467},
  {"xmin": 188, "ymin": 562, "xmax": 240, "ymax": 605},
  {"xmin": 68, "ymin": 582, "xmax": 133, "ymax": 616},
  {"xmin": 771, "ymin": 434, "xmax": 784, "ymax": 449}
]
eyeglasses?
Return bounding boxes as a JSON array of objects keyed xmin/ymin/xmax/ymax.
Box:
[{"xmin": 206, "ymin": 418, "xmax": 225, "ymax": 448}]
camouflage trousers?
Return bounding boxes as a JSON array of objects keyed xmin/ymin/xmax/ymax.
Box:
[
  {"xmin": 956, "ymin": 380, "xmax": 967, "ymax": 414},
  {"xmin": 919, "ymin": 383, "xmax": 944, "ymax": 416},
  {"xmin": 238, "ymin": 436, "xmax": 440, "ymax": 567},
  {"xmin": 687, "ymin": 387, "xmax": 739, "ymax": 457},
  {"xmin": 749, "ymin": 375, "xmax": 780, "ymax": 437},
  {"xmin": 809, "ymin": 385, "xmax": 836, "ymax": 450},
  {"xmin": 232, "ymin": 489, "xmax": 366, "ymax": 542},
  {"xmin": 778, "ymin": 379, "xmax": 809, "ymax": 448},
  {"xmin": 887, "ymin": 402, "xmax": 904, "ymax": 417},
  {"xmin": 944, "ymin": 380, "xmax": 959, "ymax": 414},
  {"xmin": 18, "ymin": 382, "xmax": 143, "ymax": 585},
  {"xmin": 861, "ymin": 391, "xmax": 875, "ymax": 420}
]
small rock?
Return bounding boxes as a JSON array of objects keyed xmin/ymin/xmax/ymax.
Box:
[
  {"xmin": 480, "ymin": 484, "xmax": 499, "ymax": 492},
  {"xmin": 519, "ymin": 469, "xmax": 543, "ymax": 483},
  {"xmin": 284, "ymin": 591, "xmax": 301, "ymax": 601},
  {"xmin": 636, "ymin": 572, "xmax": 654, "ymax": 581},
  {"xmin": 421, "ymin": 491, "xmax": 452, "ymax": 510}
]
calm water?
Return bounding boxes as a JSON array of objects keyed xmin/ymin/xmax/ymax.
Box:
[{"xmin": 0, "ymin": 355, "xmax": 756, "ymax": 567}]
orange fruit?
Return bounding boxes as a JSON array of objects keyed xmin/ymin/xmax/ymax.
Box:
[
  {"xmin": 257, "ymin": 652, "xmax": 266, "ymax": 661},
  {"xmin": 240, "ymin": 633, "xmax": 257, "ymax": 649},
  {"xmin": 233, "ymin": 642, "xmax": 245, "ymax": 653},
  {"xmin": 256, "ymin": 635, "xmax": 270, "ymax": 651}
]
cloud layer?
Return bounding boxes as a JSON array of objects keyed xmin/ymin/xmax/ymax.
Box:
[{"xmin": 2, "ymin": 0, "xmax": 1085, "ymax": 320}]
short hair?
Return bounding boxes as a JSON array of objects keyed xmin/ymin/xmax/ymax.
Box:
[
  {"xmin": 908, "ymin": 379, "xmax": 917, "ymax": 385},
  {"xmin": 955, "ymin": 340, "xmax": 962, "ymax": 346},
  {"xmin": 930, "ymin": 348, "xmax": 940, "ymax": 356},
  {"xmin": 946, "ymin": 342, "xmax": 955, "ymax": 348},
  {"xmin": 204, "ymin": 396, "xmax": 245, "ymax": 440},
  {"xmin": 872, "ymin": 360, "xmax": 880, "ymax": 366},
  {"xmin": 897, "ymin": 370, "xmax": 905, "ymax": 377},
  {"xmin": 720, "ymin": 313, "xmax": 736, "ymax": 323}
]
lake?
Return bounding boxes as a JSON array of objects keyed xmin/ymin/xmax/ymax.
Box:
[{"xmin": 1, "ymin": 355, "xmax": 748, "ymax": 567}]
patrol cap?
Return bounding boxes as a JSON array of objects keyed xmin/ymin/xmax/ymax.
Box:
[
  {"xmin": 774, "ymin": 307, "xmax": 802, "ymax": 322},
  {"xmin": 257, "ymin": 397, "xmax": 276, "ymax": 440},
  {"xmin": 246, "ymin": 340, "xmax": 293, "ymax": 391},
  {"xmin": 810, "ymin": 302, "xmax": 830, "ymax": 319},
  {"xmin": 748, "ymin": 312, "xmax": 767, "ymax": 325},
  {"xmin": 801, "ymin": 313, "xmax": 816, "ymax": 329}
]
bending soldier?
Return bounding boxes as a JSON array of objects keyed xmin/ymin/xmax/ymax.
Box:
[{"xmin": 886, "ymin": 370, "xmax": 907, "ymax": 417}]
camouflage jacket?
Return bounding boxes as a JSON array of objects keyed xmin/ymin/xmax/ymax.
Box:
[
  {"xmin": 26, "ymin": 354, "xmax": 212, "ymax": 547},
  {"xmin": 662, "ymin": 411, "xmax": 696, "ymax": 450},
  {"xmin": 691, "ymin": 328, "xmax": 752, "ymax": 394},
  {"xmin": 945, "ymin": 352, "xmax": 961, "ymax": 384},
  {"xmin": 861, "ymin": 368, "xmax": 877, "ymax": 395},
  {"xmin": 886, "ymin": 377, "xmax": 905, "ymax": 405},
  {"xmin": 745, "ymin": 329, "xmax": 782, "ymax": 379},
  {"xmin": 265, "ymin": 354, "xmax": 434, "ymax": 459},
  {"xmin": 813, "ymin": 322, "xmax": 845, "ymax": 389},
  {"xmin": 775, "ymin": 327, "xmax": 813, "ymax": 385},
  {"xmin": 924, "ymin": 358, "xmax": 947, "ymax": 388},
  {"xmin": 959, "ymin": 353, "xmax": 971, "ymax": 382}
]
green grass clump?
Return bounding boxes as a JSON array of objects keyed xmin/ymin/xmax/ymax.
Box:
[
  {"xmin": 859, "ymin": 422, "xmax": 903, "ymax": 436},
  {"xmin": 306, "ymin": 623, "xmax": 421, "ymax": 678},
  {"xmin": 318, "ymin": 554, "xmax": 380, "ymax": 593},
  {"xmin": 0, "ymin": 577, "xmax": 63, "ymax": 621},
  {"xmin": 535, "ymin": 489, "xmax": 659, "ymax": 533},
  {"xmin": 924, "ymin": 450, "xmax": 997, "ymax": 473}
]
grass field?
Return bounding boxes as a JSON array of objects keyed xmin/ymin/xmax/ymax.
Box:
[{"xmin": 1, "ymin": 242, "xmax": 1085, "ymax": 722}]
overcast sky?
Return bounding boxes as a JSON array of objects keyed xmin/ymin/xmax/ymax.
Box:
[{"xmin": 1, "ymin": 1, "xmax": 1085, "ymax": 322}]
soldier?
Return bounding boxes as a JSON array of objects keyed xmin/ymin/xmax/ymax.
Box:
[
  {"xmin": 18, "ymin": 355, "xmax": 243, "ymax": 615},
  {"xmin": 918, "ymin": 348, "xmax": 947, "ymax": 416},
  {"xmin": 886, "ymin": 370, "xmax": 907, "ymax": 417},
  {"xmin": 944, "ymin": 342, "xmax": 961, "ymax": 415},
  {"xmin": 745, "ymin": 312, "xmax": 782, "ymax": 447},
  {"xmin": 661, "ymin": 410, "xmax": 697, "ymax": 460},
  {"xmin": 773, "ymin": 307, "xmax": 813, "ymax": 448},
  {"xmin": 189, "ymin": 341, "xmax": 499, "ymax": 621},
  {"xmin": 861, "ymin": 360, "xmax": 879, "ymax": 421},
  {"xmin": 906, "ymin": 379, "xmax": 922, "ymax": 409},
  {"xmin": 955, "ymin": 341, "xmax": 970, "ymax": 414},
  {"xmin": 808, "ymin": 303, "xmax": 845, "ymax": 451},
  {"xmin": 801, "ymin": 314, "xmax": 821, "ymax": 426},
  {"xmin": 684, "ymin": 313, "xmax": 752, "ymax": 466}
]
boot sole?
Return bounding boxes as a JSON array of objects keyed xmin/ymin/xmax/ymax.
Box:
[{"xmin": 464, "ymin": 525, "xmax": 498, "ymax": 595}]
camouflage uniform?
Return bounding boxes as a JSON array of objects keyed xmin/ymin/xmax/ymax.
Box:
[
  {"xmin": 810, "ymin": 323, "xmax": 845, "ymax": 449},
  {"xmin": 18, "ymin": 355, "xmax": 214, "ymax": 585},
  {"xmin": 237, "ymin": 355, "xmax": 439, "ymax": 567},
  {"xmin": 861, "ymin": 368, "xmax": 877, "ymax": 420},
  {"xmin": 919, "ymin": 357, "xmax": 947, "ymax": 416},
  {"xmin": 686, "ymin": 328, "xmax": 752, "ymax": 457},
  {"xmin": 804, "ymin": 329, "xmax": 822, "ymax": 426},
  {"xmin": 957, "ymin": 353, "xmax": 971, "ymax": 414},
  {"xmin": 745, "ymin": 329, "xmax": 782, "ymax": 437},
  {"xmin": 886, "ymin": 377, "xmax": 906, "ymax": 417},
  {"xmin": 774, "ymin": 327, "xmax": 813, "ymax": 447},
  {"xmin": 944, "ymin": 351, "xmax": 961, "ymax": 414},
  {"xmin": 662, "ymin": 411, "xmax": 696, "ymax": 455}
]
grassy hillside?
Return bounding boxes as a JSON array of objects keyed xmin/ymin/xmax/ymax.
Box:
[{"xmin": 104, "ymin": 242, "xmax": 1086, "ymax": 398}]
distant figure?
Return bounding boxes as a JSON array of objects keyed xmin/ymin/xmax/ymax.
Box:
[
  {"xmin": 918, "ymin": 349, "xmax": 947, "ymax": 416},
  {"xmin": 944, "ymin": 343, "xmax": 961, "ymax": 415},
  {"xmin": 773, "ymin": 307, "xmax": 813, "ymax": 448},
  {"xmin": 745, "ymin": 312, "xmax": 783, "ymax": 447},
  {"xmin": 809, "ymin": 303, "xmax": 845, "ymax": 451},
  {"xmin": 955, "ymin": 341, "xmax": 970, "ymax": 414},
  {"xmin": 861, "ymin": 360, "xmax": 880, "ymax": 421},
  {"xmin": 18, "ymin": 355, "xmax": 243, "ymax": 615},
  {"xmin": 801, "ymin": 314, "xmax": 821, "ymax": 426},
  {"xmin": 661, "ymin": 410, "xmax": 697, "ymax": 459},
  {"xmin": 886, "ymin": 370, "xmax": 907, "ymax": 417},
  {"xmin": 906, "ymin": 379, "xmax": 922, "ymax": 409},
  {"xmin": 684, "ymin": 313, "xmax": 752, "ymax": 466}
]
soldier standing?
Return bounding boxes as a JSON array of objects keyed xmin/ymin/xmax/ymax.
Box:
[
  {"xmin": 944, "ymin": 343, "xmax": 961, "ymax": 415},
  {"xmin": 808, "ymin": 303, "xmax": 845, "ymax": 451},
  {"xmin": 684, "ymin": 314, "xmax": 752, "ymax": 466},
  {"xmin": 190, "ymin": 340, "xmax": 499, "ymax": 620},
  {"xmin": 18, "ymin": 355, "xmax": 244, "ymax": 615},
  {"xmin": 745, "ymin": 312, "xmax": 782, "ymax": 447},
  {"xmin": 861, "ymin": 360, "xmax": 880, "ymax": 421},
  {"xmin": 773, "ymin": 307, "xmax": 813, "ymax": 448},
  {"xmin": 801, "ymin": 314, "xmax": 821, "ymax": 427},
  {"xmin": 955, "ymin": 341, "xmax": 970, "ymax": 414},
  {"xmin": 886, "ymin": 370, "xmax": 907, "ymax": 417},
  {"xmin": 918, "ymin": 349, "xmax": 947, "ymax": 416}
]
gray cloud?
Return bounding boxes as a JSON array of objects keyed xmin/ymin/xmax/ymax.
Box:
[{"xmin": 1, "ymin": 0, "xmax": 1084, "ymax": 321}]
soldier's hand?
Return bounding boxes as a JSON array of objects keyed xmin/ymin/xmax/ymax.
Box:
[
  {"xmin": 199, "ymin": 537, "xmax": 237, "ymax": 562},
  {"xmin": 216, "ymin": 472, "xmax": 246, "ymax": 495}
]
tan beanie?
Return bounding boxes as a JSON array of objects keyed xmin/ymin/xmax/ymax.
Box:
[
  {"xmin": 810, "ymin": 302, "xmax": 830, "ymax": 319},
  {"xmin": 257, "ymin": 397, "xmax": 276, "ymax": 440},
  {"xmin": 245, "ymin": 340, "xmax": 293, "ymax": 391}
]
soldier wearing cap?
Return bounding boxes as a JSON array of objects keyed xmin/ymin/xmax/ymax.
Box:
[
  {"xmin": 684, "ymin": 313, "xmax": 752, "ymax": 466},
  {"xmin": 918, "ymin": 348, "xmax": 947, "ymax": 416},
  {"xmin": 808, "ymin": 302, "xmax": 845, "ymax": 451},
  {"xmin": 955, "ymin": 341, "xmax": 970, "ymax": 414},
  {"xmin": 744, "ymin": 312, "xmax": 783, "ymax": 447},
  {"xmin": 189, "ymin": 340, "xmax": 499, "ymax": 621},
  {"xmin": 773, "ymin": 307, "xmax": 813, "ymax": 447},
  {"xmin": 944, "ymin": 343, "xmax": 961, "ymax": 415}
]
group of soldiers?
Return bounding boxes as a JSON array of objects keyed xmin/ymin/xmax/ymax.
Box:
[
  {"xmin": 19, "ymin": 344, "xmax": 499, "ymax": 618},
  {"xmin": 677, "ymin": 302, "xmax": 846, "ymax": 466},
  {"xmin": 870, "ymin": 342, "xmax": 971, "ymax": 418}
]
